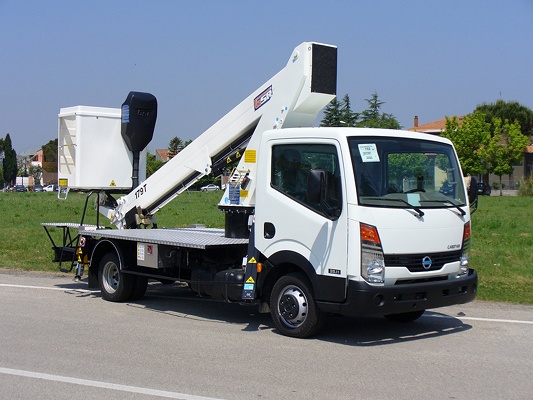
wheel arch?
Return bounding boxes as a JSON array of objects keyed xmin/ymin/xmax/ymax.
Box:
[
  {"xmin": 88, "ymin": 239, "xmax": 133, "ymax": 287},
  {"xmin": 260, "ymin": 249, "xmax": 347, "ymax": 303},
  {"xmin": 261, "ymin": 250, "xmax": 320, "ymax": 301}
]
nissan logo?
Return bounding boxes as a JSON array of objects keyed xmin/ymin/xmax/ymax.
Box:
[{"xmin": 422, "ymin": 256, "xmax": 433, "ymax": 270}]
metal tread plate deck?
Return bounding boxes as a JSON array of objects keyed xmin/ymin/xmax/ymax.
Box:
[
  {"xmin": 42, "ymin": 222, "xmax": 102, "ymax": 229},
  {"xmin": 75, "ymin": 226, "xmax": 249, "ymax": 249}
]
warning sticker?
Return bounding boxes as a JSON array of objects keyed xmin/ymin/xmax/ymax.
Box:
[
  {"xmin": 244, "ymin": 150, "xmax": 257, "ymax": 163},
  {"xmin": 109, "ymin": 180, "xmax": 116, "ymax": 187},
  {"xmin": 246, "ymin": 276, "xmax": 255, "ymax": 283},
  {"xmin": 358, "ymin": 144, "xmax": 380, "ymax": 162},
  {"xmin": 137, "ymin": 244, "xmax": 145, "ymax": 261},
  {"xmin": 248, "ymin": 257, "xmax": 257, "ymax": 264}
]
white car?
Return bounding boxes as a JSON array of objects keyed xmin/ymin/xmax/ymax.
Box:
[
  {"xmin": 200, "ymin": 184, "xmax": 219, "ymax": 192},
  {"xmin": 44, "ymin": 184, "xmax": 58, "ymax": 192}
]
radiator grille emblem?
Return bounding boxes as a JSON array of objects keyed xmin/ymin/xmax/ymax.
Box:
[{"xmin": 422, "ymin": 256, "xmax": 433, "ymax": 270}]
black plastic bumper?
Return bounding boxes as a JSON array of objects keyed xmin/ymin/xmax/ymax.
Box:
[{"xmin": 317, "ymin": 269, "xmax": 477, "ymax": 317}]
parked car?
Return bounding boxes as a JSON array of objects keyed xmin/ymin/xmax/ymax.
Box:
[
  {"xmin": 44, "ymin": 184, "xmax": 58, "ymax": 192},
  {"xmin": 33, "ymin": 184, "xmax": 45, "ymax": 192},
  {"xmin": 200, "ymin": 184, "xmax": 219, "ymax": 192},
  {"xmin": 477, "ymin": 182, "xmax": 491, "ymax": 196},
  {"xmin": 15, "ymin": 185, "xmax": 27, "ymax": 192}
]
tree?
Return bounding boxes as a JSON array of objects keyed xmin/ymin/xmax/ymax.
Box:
[
  {"xmin": 321, "ymin": 92, "xmax": 400, "ymax": 129},
  {"xmin": 146, "ymin": 152, "xmax": 164, "ymax": 177},
  {"xmin": 485, "ymin": 118, "xmax": 529, "ymax": 196},
  {"xmin": 168, "ymin": 136, "xmax": 184, "ymax": 159},
  {"xmin": 42, "ymin": 139, "xmax": 58, "ymax": 163},
  {"xmin": 475, "ymin": 100, "xmax": 533, "ymax": 140},
  {"xmin": 2, "ymin": 134, "xmax": 17, "ymax": 186},
  {"xmin": 320, "ymin": 97, "xmax": 344, "ymax": 127},
  {"xmin": 29, "ymin": 164, "xmax": 43, "ymax": 185},
  {"xmin": 356, "ymin": 92, "xmax": 401, "ymax": 129},
  {"xmin": 441, "ymin": 112, "xmax": 491, "ymax": 176},
  {"xmin": 0, "ymin": 138, "xmax": 3, "ymax": 187},
  {"xmin": 340, "ymin": 94, "xmax": 358, "ymax": 126}
]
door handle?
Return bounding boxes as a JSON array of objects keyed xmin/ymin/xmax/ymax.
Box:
[{"xmin": 264, "ymin": 222, "xmax": 275, "ymax": 239}]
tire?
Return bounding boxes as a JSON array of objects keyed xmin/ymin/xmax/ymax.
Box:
[
  {"xmin": 130, "ymin": 276, "xmax": 148, "ymax": 301},
  {"xmin": 270, "ymin": 273, "xmax": 324, "ymax": 338},
  {"xmin": 384, "ymin": 310, "xmax": 425, "ymax": 323},
  {"xmin": 98, "ymin": 252, "xmax": 134, "ymax": 302}
]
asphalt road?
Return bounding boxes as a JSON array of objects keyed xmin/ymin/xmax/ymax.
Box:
[{"xmin": 1, "ymin": 270, "xmax": 532, "ymax": 400}]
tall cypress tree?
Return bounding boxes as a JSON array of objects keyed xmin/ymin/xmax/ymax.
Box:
[
  {"xmin": 2, "ymin": 134, "xmax": 17, "ymax": 186},
  {"xmin": 0, "ymin": 137, "xmax": 4, "ymax": 187}
]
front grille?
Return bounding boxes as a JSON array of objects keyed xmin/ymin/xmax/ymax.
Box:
[{"xmin": 384, "ymin": 250, "xmax": 461, "ymax": 272}]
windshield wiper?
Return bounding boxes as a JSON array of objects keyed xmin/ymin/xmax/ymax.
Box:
[
  {"xmin": 420, "ymin": 199, "xmax": 466, "ymax": 216},
  {"xmin": 365, "ymin": 197, "xmax": 425, "ymax": 218}
]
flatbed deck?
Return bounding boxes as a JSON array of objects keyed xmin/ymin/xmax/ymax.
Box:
[{"xmin": 42, "ymin": 223, "xmax": 249, "ymax": 249}]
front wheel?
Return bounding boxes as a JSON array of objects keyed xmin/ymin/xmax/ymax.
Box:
[
  {"xmin": 98, "ymin": 253, "xmax": 134, "ymax": 302},
  {"xmin": 270, "ymin": 273, "xmax": 324, "ymax": 338}
]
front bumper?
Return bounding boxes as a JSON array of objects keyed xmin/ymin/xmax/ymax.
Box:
[{"xmin": 317, "ymin": 269, "xmax": 477, "ymax": 316}]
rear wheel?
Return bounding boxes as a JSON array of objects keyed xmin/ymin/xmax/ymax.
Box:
[
  {"xmin": 130, "ymin": 276, "xmax": 148, "ymax": 301},
  {"xmin": 98, "ymin": 253, "xmax": 134, "ymax": 302},
  {"xmin": 270, "ymin": 273, "xmax": 324, "ymax": 338},
  {"xmin": 384, "ymin": 310, "xmax": 425, "ymax": 322}
]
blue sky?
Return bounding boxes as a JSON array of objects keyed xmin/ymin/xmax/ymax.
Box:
[{"xmin": 1, "ymin": 0, "xmax": 532, "ymax": 153}]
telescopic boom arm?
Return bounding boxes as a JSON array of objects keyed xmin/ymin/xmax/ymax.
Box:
[{"xmin": 101, "ymin": 42, "xmax": 337, "ymax": 229}]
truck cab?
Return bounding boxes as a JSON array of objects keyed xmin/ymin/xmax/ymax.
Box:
[{"xmin": 253, "ymin": 127, "xmax": 477, "ymax": 336}]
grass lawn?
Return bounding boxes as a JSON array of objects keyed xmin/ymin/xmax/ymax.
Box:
[
  {"xmin": 1, "ymin": 191, "xmax": 531, "ymax": 304},
  {"xmin": 470, "ymin": 195, "xmax": 533, "ymax": 304}
]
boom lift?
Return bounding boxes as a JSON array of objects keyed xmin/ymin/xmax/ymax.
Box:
[{"xmin": 44, "ymin": 41, "xmax": 478, "ymax": 338}]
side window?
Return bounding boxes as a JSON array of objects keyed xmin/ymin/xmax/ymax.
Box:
[{"xmin": 271, "ymin": 144, "xmax": 342, "ymax": 218}]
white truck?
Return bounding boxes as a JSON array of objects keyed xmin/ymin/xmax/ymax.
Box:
[{"xmin": 44, "ymin": 42, "xmax": 478, "ymax": 338}]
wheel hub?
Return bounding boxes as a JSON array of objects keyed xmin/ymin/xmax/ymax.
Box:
[
  {"xmin": 102, "ymin": 262, "xmax": 119, "ymax": 294},
  {"xmin": 278, "ymin": 286, "xmax": 308, "ymax": 327}
]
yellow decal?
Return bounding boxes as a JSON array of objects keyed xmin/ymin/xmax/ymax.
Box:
[
  {"xmin": 244, "ymin": 150, "xmax": 257, "ymax": 163},
  {"xmin": 240, "ymin": 190, "xmax": 249, "ymax": 198},
  {"xmin": 110, "ymin": 180, "xmax": 116, "ymax": 187},
  {"xmin": 246, "ymin": 276, "xmax": 255, "ymax": 283},
  {"xmin": 248, "ymin": 257, "xmax": 257, "ymax": 264},
  {"xmin": 58, "ymin": 178, "xmax": 68, "ymax": 187}
]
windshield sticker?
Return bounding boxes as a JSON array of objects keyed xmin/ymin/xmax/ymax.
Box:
[
  {"xmin": 407, "ymin": 193, "xmax": 421, "ymax": 206},
  {"xmin": 358, "ymin": 144, "xmax": 380, "ymax": 162}
]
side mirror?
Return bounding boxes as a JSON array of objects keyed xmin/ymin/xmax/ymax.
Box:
[{"xmin": 468, "ymin": 176, "xmax": 478, "ymax": 214}]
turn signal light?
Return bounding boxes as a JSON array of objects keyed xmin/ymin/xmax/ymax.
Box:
[{"xmin": 360, "ymin": 223, "xmax": 381, "ymax": 245}]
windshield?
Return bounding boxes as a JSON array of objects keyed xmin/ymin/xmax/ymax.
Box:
[{"xmin": 348, "ymin": 136, "xmax": 466, "ymax": 209}]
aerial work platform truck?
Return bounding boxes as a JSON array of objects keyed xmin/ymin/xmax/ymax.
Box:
[{"xmin": 44, "ymin": 42, "xmax": 478, "ymax": 338}]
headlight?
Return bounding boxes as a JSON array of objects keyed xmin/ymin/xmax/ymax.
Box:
[
  {"xmin": 458, "ymin": 222, "xmax": 471, "ymax": 276},
  {"xmin": 361, "ymin": 223, "xmax": 385, "ymax": 283}
]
